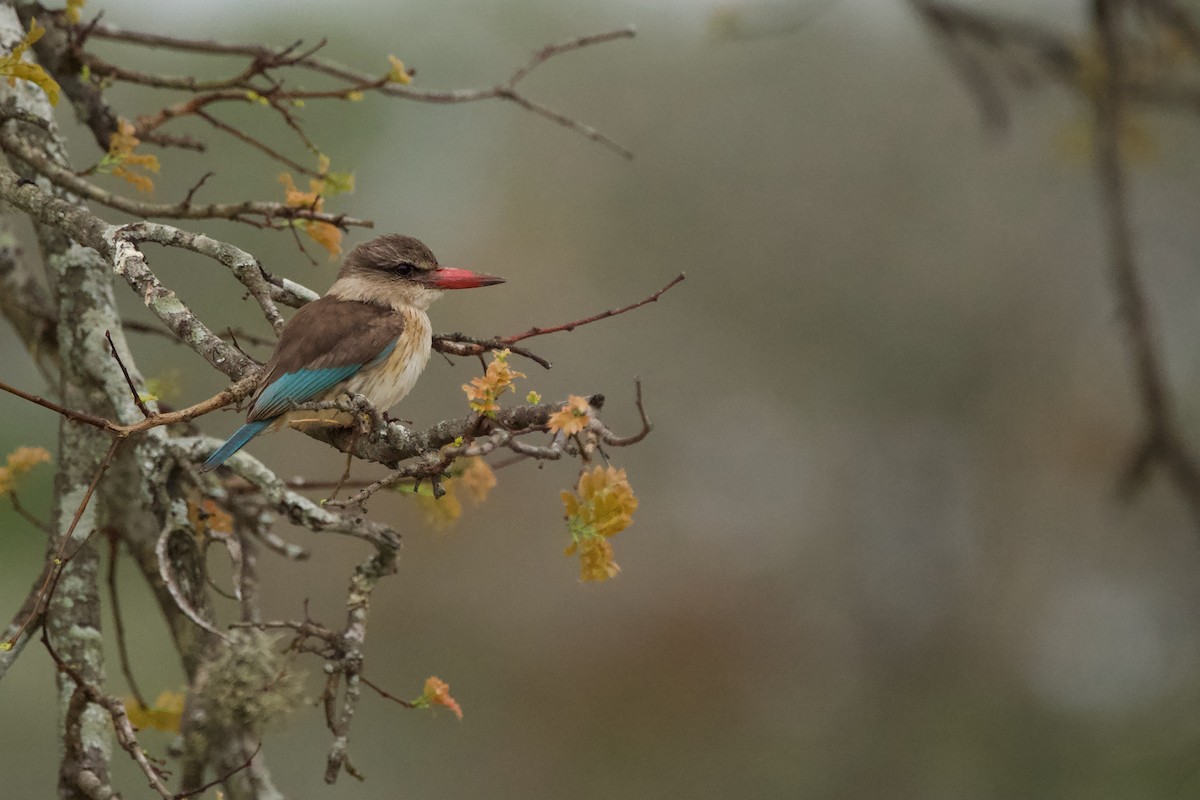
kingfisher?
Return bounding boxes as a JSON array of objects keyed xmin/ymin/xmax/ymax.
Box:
[{"xmin": 201, "ymin": 234, "xmax": 504, "ymax": 471}]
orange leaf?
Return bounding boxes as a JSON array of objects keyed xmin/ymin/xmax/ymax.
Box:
[
  {"xmin": 421, "ymin": 676, "xmax": 463, "ymax": 720},
  {"xmin": 304, "ymin": 221, "xmax": 343, "ymax": 259},
  {"xmin": 547, "ymin": 395, "xmax": 590, "ymax": 437}
]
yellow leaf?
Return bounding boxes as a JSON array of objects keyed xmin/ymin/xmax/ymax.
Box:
[
  {"xmin": 143, "ymin": 369, "xmax": 182, "ymax": 402},
  {"xmin": 564, "ymin": 465, "xmax": 638, "ymax": 538},
  {"xmin": 112, "ymin": 165, "xmax": 154, "ymax": 193},
  {"xmin": 0, "ymin": 445, "xmax": 51, "ymax": 494},
  {"xmin": 0, "ymin": 19, "xmax": 60, "ymax": 106},
  {"xmin": 414, "ymin": 481, "xmax": 462, "ymax": 530},
  {"xmin": 458, "ymin": 457, "xmax": 495, "ymax": 504},
  {"xmin": 4, "ymin": 61, "xmax": 59, "ymax": 105},
  {"xmin": 65, "ymin": 0, "xmax": 87, "ymax": 24},
  {"xmin": 279, "ymin": 169, "xmax": 342, "ymax": 258},
  {"xmin": 6, "ymin": 446, "xmax": 50, "ymax": 473},
  {"xmin": 387, "ymin": 54, "xmax": 412, "ymax": 84},
  {"xmin": 562, "ymin": 465, "xmax": 639, "ymax": 581},
  {"xmin": 125, "ymin": 690, "xmax": 185, "ymax": 733},
  {"xmin": 576, "ymin": 535, "xmax": 620, "ymax": 582},
  {"xmin": 322, "ymin": 170, "xmax": 355, "ymax": 198},
  {"xmin": 105, "ymin": 119, "xmax": 157, "ymax": 192},
  {"xmin": 346, "ymin": 90, "xmax": 364, "ymax": 102},
  {"xmin": 278, "ymin": 172, "xmax": 321, "ymax": 209}
]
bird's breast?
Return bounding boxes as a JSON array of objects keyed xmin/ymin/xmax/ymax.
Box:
[{"xmin": 340, "ymin": 308, "xmax": 433, "ymax": 411}]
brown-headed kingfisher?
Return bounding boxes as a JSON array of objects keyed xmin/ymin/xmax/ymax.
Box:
[{"xmin": 201, "ymin": 234, "xmax": 504, "ymax": 471}]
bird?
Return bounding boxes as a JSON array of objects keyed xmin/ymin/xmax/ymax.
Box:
[{"xmin": 201, "ymin": 233, "xmax": 504, "ymax": 471}]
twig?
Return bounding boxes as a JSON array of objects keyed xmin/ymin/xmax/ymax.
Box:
[
  {"xmin": 105, "ymin": 529, "xmax": 148, "ymax": 709},
  {"xmin": 8, "ymin": 491, "xmax": 52, "ymax": 534},
  {"xmin": 500, "ymin": 272, "xmax": 685, "ymax": 344},
  {"xmin": 360, "ymin": 675, "xmax": 415, "ymax": 708},
  {"xmin": 174, "ymin": 741, "xmax": 263, "ymax": 799},
  {"xmin": 0, "ymin": 558, "xmax": 53, "ymax": 679},
  {"xmin": 106, "ymin": 330, "xmax": 153, "ymax": 418},
  {"xmin": 433, "ymin": 335, "xmax": 551, "ymax": 369},
  {"xmin": 0, "ymin": 377, "xmax": 118, "ymax": 432},
  {"xmin": 81, "ymin": 21, "xmax": 638, "ymax": 159},
  {"xmin": 1091, "ymin": 0, "xmax": 1200, "ymax": 528},
  {"xmin": 0, "ymin": 374, "xmax": 259, "ymax": 440},
  {"xmin": 193, "ymin": 108, "xmax": 315, "ymax": 176},
  {"xmin": 596, "ymin": 378, "xmax": 652, "ymax": 447},
  {"xmin": 181, "ymin": 171, "xmax": 214, "ymax": 207},
  {"xmin": 324, "ymin": 450, "xmax": 454, "ymax": 509}
]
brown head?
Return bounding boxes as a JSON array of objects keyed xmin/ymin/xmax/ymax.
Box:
[{"xmin": 330, "ymin": 233, "xmax": 505, "ymax": 309}]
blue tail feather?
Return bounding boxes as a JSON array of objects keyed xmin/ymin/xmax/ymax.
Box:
[{"xmin": 202, "ymin": 419, "xmax": 272, "ymax": 471}]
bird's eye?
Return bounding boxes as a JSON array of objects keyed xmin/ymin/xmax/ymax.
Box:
[{"xmin": 392, "ymin": 262, "xmax": 414, "ymax": 276}]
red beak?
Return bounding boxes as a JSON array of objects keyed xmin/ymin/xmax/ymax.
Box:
[{"xmin": 426, "ymin": 267, "xmax": 505, "ymax": 290}]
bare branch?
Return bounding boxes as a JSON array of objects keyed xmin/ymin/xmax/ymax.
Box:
[
  {"xmin": 0, "ymin": 377, "xmax": 119, "ymax": 432},
  {"xmin": 105, "ymin": 530, "xmax": 148, "ymax": 709},
  {"xmin": 594, "ymin": 378, "xmax": 652, "ymax": 447},
  {"xmin": 500, "ymin": 273, "xmax": 685, "ymax": 345},
  {"xmin": 81, "ymin": 20, "xmax": 637, "ymax": 158},
  {"xmin": 1091, "ymin": 0, "xmax": 1200, "ymax": 527},
  {"xmin": 0, "ymin": 558, "xmax": 52, "ymax": 680},
  {"xmin": 106, "ymin": 330, "xmax": 153, "ymax": 419}
]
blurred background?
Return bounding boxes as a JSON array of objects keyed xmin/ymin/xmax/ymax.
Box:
[{"xmin": 7, "ymin": 0, "xmax": 1200, "ymax": 797}]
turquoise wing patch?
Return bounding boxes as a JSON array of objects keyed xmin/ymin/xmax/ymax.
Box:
[{"xmin": 250, "ymin": 364, "xmax": 364, "ymax": 420}]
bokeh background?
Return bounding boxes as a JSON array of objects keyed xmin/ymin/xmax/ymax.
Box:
[{"xmin": 7, "ymin": 0, "xmax": 1200, "ymax": 797}]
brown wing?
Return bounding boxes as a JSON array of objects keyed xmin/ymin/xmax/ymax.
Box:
[{"xmin": 247, "ymin": 298, "xmax": 406, "ymax": 421}]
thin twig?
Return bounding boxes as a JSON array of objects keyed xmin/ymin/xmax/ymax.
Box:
[
  {"xmin": 1092, "ymin": 0, "xmax": 1200, "ymax": 528},
  {"xmin": 8, "ymin": 491, "xmax": 53, "ymax": 534},
  {"xmin": 105, "ymin": 529, "xmax": 148, "ymax": 709},
  {"xmin": 106, "ymin": 330, "xmax": 153, "ymax": 418},
  {"xmin": 596, "ymin": 378, "xmax": 652, "ymax": 447},
  {"xmin": 81, "ymin": 21, "xmax": 637, "ymax": 159},
  {"xmin": 0, "ymin": 373, "xmax": 258, "ymax": 441},
  {"xmin": 193, "ymin": 109, "xmax": 316, "ymax": 176},
  {"xmin": 0, "ymin": 377, "xmax": 118, "ymax": 432},
  {"xmin": 360, "ymin": 675, "xmax": 415, "ymax": 708},
  {"xmin": 500, "ymin": 273, "xmax": 685, "ymax": 345},
  {"xmin": 433, "ymin": 335, "xmax": 551, "ymax": 369},
  {"xmin": 181, "ymin": 170, "xmax": 214, "ymax": 207},
  {"xmin": 174, "ymin": 741, "xmax": 263, "ymax": 799}
]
